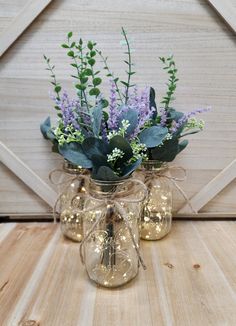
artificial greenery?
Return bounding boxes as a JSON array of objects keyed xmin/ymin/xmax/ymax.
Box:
[
  {"xmin": 41, "ymin": 29, "xmax": 207, "ymax": 180},
  {"xmin": 144, "ymin": 55, "xmax": 206, "ymax": 162}
]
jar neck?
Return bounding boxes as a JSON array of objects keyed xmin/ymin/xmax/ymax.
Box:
[
  {"xmin": 141, "ymin": 160, "xmax": 168, "ymax": 173},
  {"xmin": 63, "ymin": 160, "xmax": 88, "ymax": 175},
  {"xmin": 89, "ymin": 178, "xmax": 130, "ymax": 199}
]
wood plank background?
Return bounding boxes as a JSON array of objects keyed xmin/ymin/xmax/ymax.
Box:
[
  {"xmin": 0, "ymin": 0, "xmax": 236, "ymax": 216},
  {"xmin": 1, "ymin": 221, "xmax": 236, "ymax": 325}
]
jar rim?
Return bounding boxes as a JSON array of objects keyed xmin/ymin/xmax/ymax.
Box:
[
  {"xmin": 90, "ymin": 176, "xmax": 131, "ymax": 187},
  {"xmin": 63, "ymin": 160, "xmax": 88, "ymax": 175},
  {"xmin": 141, "ymin": 160, "xmax": 168, "ymax": 171}
]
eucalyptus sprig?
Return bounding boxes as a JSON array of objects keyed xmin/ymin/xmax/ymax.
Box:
[
  {"xmin": 160, "ymin": 55, "xmax": 179, "ymax": 109},
  {"xmin": 43, "ymin": 55, "xmax": 61, "ymax": 100},
  {"xmin": 62, "ymin": 32, "xmax": 103, "ymax": 109},
  {"xmin": 121, "ymin": 27, "xmax": 136, "ymax": 104}
]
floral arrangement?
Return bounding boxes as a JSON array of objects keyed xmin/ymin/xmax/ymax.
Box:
[
  {"xmin": 41, "ymin": 29, "xmax": 207, "ymax": 180},
  {"xmin": 142, "ymin": 56, "xmax": 208, "ymax": 163}
]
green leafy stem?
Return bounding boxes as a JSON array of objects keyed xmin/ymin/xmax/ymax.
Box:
[{"xmin": 159, "ymin": 55, "xmax": 179, "ymax": 110}]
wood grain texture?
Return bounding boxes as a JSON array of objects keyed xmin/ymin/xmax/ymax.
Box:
[
  {"xmin": 0, "ymin": 141, "xmax": 57, "ymax": 207},
  {"xmin": 206, "ymin": 0, "xmax": 236, "ymax": 34},
  {"xmin": 178, "ymin": 159, "xmax": 236, "ymax": 214},
  {"xmin": 0, "ymin": 0, "xmax": 53, "ymax": 56},
  {"xmin": 1, "ymin": 222, "xmax": 236, "ymax": 325},
  {"xmin": 0, "ymin": 0, "xmax": 236, "ymax": 216}
]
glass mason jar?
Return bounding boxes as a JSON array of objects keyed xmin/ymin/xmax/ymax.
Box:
[
  {"xmin": 137, "ymin": 161, "xmax": 172, "ymax": 241},
  {"xmin": 59, "ymin": 161, "xmax": 89, "ymax": 242},
  {"xmin": 81, "ymin": 178, "xmax": 144, "ymax": 288}
]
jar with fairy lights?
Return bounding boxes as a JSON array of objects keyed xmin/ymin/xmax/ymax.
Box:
[
  {"xmin": 80, "ymin": 178, "xmax": 145, "ymax": 288},
  {"xmin": 58, "ymin": 161, "xmax": 89, "ymax": 242},
  {"xmin": 137, "ymin": 161, "xmax": 172, "ymax": 240}
]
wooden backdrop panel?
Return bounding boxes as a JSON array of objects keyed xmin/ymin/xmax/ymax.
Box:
[
  {"xmin": 0, "ymin": 0, "xmax": 28, "ymax": 33},
  {"xmin": 0, "ymin": 0, "xmax": 236, "ymax": 216}
]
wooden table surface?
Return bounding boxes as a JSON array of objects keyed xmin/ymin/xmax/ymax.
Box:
[{"xmin": 0, "ymin": 221, "xmax": 236, "ymax": 326}]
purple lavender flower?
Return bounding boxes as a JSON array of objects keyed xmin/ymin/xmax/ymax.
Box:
[
  {"xmin": 160, "ymin": 108, "xmax": 167, "ymax": 126},
  {"xmin": 127, "ymin": 85, "xmax": 139, "ymax": 107},
  {"xmin": 53, "ymin": 90, "xmax": 81, "ymax": 131},
  {"xmin": 129, "ymin": 87, "xmax": 155, "ymax": 137},
  {"xmin": 107, "ymin": 81, "xmax": 119, "ymax": 130},
  {"xmin": 170, "ymin": 107, "xmax": 209, "ymax": 134},
  {"xmin": 101, "ymin": 118, "xmax": 108, "ymax": 143},
  {"xmin": 80, "ymin": 111, "xmax": 91, "ymax": 126}
]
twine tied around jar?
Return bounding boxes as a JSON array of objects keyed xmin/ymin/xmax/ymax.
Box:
[
  {"xmin": 140, "ymin": 165, "xmax": 197, "ymax": 214},
  {"xmin": 70, "ymin": 178, "xmax": 148, "ymax": 270}
]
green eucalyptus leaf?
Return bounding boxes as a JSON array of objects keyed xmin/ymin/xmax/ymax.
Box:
[
  {"xmin": 118, "ymin": 108, "xmax": 138, "ymax": 136},
  {"xmin": 93, "ymin": 77, "xmax": 102, "ymax": 86},
  {"xmin": 82, "ymin": 137, "xmax": 109, "ymax": 159},
  {"xmin": 67, "ymin": 50, "xmax": 74, "ymax": 57},
  {"xmin": 76, "ymin": 84, "xmax": 86, "ymax": 91},
  {"xmin": 59, "ymin": 142, "xmax": 92, "ymax": 168},
  {"xmin": 180, "ymin": 130, "xmax": 200, "ymax": 137},
  {"xmin": 52, "ymin": 140, "xmax": 59, "ymax": 153},
  {"xmin": 101, "ymin": 99, "xmax": 109, "ymax": 109},
  {"xmin": 90, "ymin": 154, "xmax": 110, "ymax": 170},
  {"xmin": 178, "ymin": 139, "xmax": 189, "ymax": 154},
  {"xmin": 80, "ymin": 76, "xmax": 88, "ymax": 84},
  {"xmin": 150, "ymin": 87, "xmax": 157, "ymax": 119},
  {"xmin": 71, "ymin": 63, "xmax": 78, "ymax": 68},
  {"xmin": 121, "ymin": 158, "xmax": 142, "ymax": 177},
  {"xmin": 90, "ymin": 50, "xmax": 96, "ymax": 57},
  {"xmin": 40, "ymin": 117, "xmax": 52, "ymax": 140},
  {"xmin": 138, "ymin": 126, "xmax": 168, "ymax": 148},
  {"xmin": 87, "ymin": 41, "xmax": 93, "ymax": 50},
  {"xmin": 91, "ymin": 102, "xmax": 103, "ymax": 137},
  {"xmin": 89, "ymin": 88, "xmax": 100, "ymax": 96},
  {"xmin": 84, "ymin": 68, "xmax": 93, "ymax": 76},
  {"xmin": 120, "ymin": 81, "xmax": 129, "ymax": 87},
  {"xmin": 151, "ymin": 138, "xmax": 179, "ymax": 162},
  {"xmin": 167, "ymin": 108, "xmax": 184, "ymax": 123},
  {"xmin": 108, "ymin": 135, "xmax": 133, "ymax": 162},
  {"xmin": 93, "ymin": 166, "xmax": 120, "ymax": 181},
  {"xmin": 54, "ymin": 85, "xmax": 61, "ymax": 93},
  {"xmin": 88, "ymin": 58, "xmax": 95, "ymax": 66},
  {"xmin": 103, "ymin": 110, "xmax": 109, "ymax": 122}
]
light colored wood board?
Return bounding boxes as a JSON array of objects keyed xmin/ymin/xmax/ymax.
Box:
[
  {"xmin": 0, "ymin": 0, "xmax": 53, "ymax": 57},
  {"xmin": 201, "ymin": 179, "xmax": 236, "ymax": 213},
  {"xmin": 178, "ymin": 159, "xmax": 236, "ymax": 214},
  {"xmin": 14, "ymin": 233, "xmax": 98, "ymax": 326},
  {"xmin": 0, "ymin": 0, "xmax": 236, "ymax": 215},
  {"xmin": 194, "ymin": 221, "xmax": 236, "ymax": 290},
  {"xmin": 93, "ymin": 245, "xmax": 167, "ymax": 326},
  {"xmin": 0, "ymin": 163, "xmax": 53, "ymax": 214},
  {"xmin": 152, "ymin": 221, "xmax": 236, "ymax": 325},
  {"xmin": 0, "ymin": 223, "xmax": 57, "ymax": 324},
  {"xmin": 206, "ymin": 0, "xmax": 236, "ymax": 34},
  {"xmin": 0, "ymin": 141, "xmax": 57, "ymax": 207},
  {"xmin": 0, "ymin": 223, "xmax": 16, "ymax": 243},
  {"xmin": 0, "ymin": 0, "xmax": 28, "ymax": 32},
  {"xmin": 1, "ymin": 222, "xmax": 236, "ymax": 325}
]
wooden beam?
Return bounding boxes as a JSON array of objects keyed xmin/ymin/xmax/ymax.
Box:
[
  {"xmin": 178, "ymin": 159, "xmax": 236, "ymax": 214},
  {"xmin": 0, "ymin": 142, "xmax": 57, "ymax": 207},
  {"xmin": 0, "ymin": 0, "xmax": 53, "ymax": 57},
  {"xmin": 206, "ymin": 0, "xmax": 236, "ymax": 34}
]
